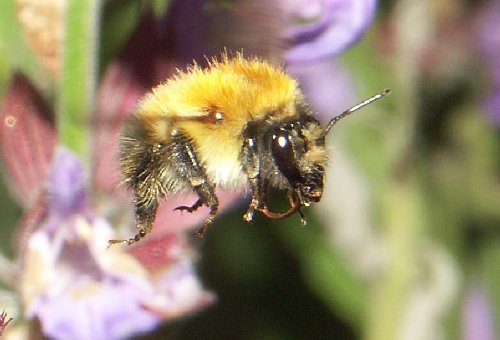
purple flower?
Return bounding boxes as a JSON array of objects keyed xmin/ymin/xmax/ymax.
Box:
[
  {"xmin": 283, "ymin": 0, "xmax": 377, "ymax": 123},
  {"xmin": 286, "ymin": 58, "xmax": 357, "ymax": 120},
  {"xmin": 284, "ymin": 0, "xmax": 377, "ymax": 64},
  {"xmin": 484, "ymin": 88, "xmax": 500, "ymax": 125},
  {"xmin": 463, "ymin": 285, "xmax": 495, "ymax": 340},
  {"xmin": 477, "ymin": 0, "xmax": 500, "ymax": 125},
  {"xmin": 21, "ymin": 149, "xmax": 214, "ymax": 340},
  {"xmin": 46, "ymin": 148, "xmax": 88, "ymax": 217}
]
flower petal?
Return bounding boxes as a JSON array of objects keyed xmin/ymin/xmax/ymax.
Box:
[
  {"xmin": 127, "ymin": 233, "xmax": 188, "ymax": 273},
  {"xmin": 23, "ymin": 215, "xmax": 161, "ymax": 340},
  {"xmin": 284, "ymin": 0, "xmax": 377, "ymax": 64},
  {"xmin": 47, "ymin": 148, "xmax": 88, "ymax": 216},
  {"xmin": 0, "ymin": 73, "xmax": 56, "ymax": 208},
  {"xmin": 142, "ymin": 260, "xmax": 215, "ymax": 319},
  {"xmin": 36, "ymin": 279, "xmax": 159, "ymax": 340}
]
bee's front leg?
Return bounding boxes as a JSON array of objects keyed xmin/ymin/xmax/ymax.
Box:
[
  {"xmin": 258, "ymin": 189, "xmax": 306, "ymax": 224},
  {"xmin": 241, "ymin": 135, "xmax": 264, "ymax": 222}
]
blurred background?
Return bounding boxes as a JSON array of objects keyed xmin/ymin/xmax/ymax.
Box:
[{"xmin": 0, "ymin": 0, "xmax": 499, "ymax": 339}]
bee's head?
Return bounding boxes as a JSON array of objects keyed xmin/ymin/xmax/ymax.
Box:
[
  {"xmin": 252, "ymin": 90, "xmax": 390, "ymax": 210},
  {"xmin": 270, "ymin": 117, "xmax": 326, "ymax": 206},
  {"xmin": 270, "ymin": 89, "xmax": 391, "ymax": 205}
]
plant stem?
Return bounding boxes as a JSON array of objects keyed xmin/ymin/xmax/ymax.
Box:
[{"xmin": 58, "ymin": 0, "xmax": 101, "ymax": 164}]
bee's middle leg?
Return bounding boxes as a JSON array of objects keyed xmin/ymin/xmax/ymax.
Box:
[
  {"xmin": 170, "ymin": 130, "xmax": 219, "ymax": 237},
  {"xmin": 174, "ymin": 198, "xmax": 204, "ymax": 213}
]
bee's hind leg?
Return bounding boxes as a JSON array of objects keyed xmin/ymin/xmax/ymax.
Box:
[{"xmin": 109, "ymin": 141, "xmax": 165, "ymax": 247}]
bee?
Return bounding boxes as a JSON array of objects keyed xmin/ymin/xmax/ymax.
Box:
[{"xmin": 109, "ymin": 53, "xmax": 389, "ymax": 246}]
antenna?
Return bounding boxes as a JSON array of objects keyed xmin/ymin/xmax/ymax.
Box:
[{"xmin": 323, "ymin": 89, "xmax": 391, "ymax": 137}]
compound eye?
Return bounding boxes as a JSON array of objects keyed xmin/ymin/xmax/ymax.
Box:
[{"xmin": 271, "ymin": 130, "xmax": 302, "ymax": 185}]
